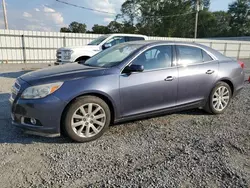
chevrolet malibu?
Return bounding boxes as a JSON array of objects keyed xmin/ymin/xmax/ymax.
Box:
[{"xmin": 10, "ymin": 41, "xmax": 245, "ymax": 142}]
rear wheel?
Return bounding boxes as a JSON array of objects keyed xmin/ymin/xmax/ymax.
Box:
[
  {"xmin": 205, "ymin": 82, "xmax": 232, "ymax": 114},
  {"xmin": 63, "ymin": 96, "xmax": 111, "ymax": 142}
]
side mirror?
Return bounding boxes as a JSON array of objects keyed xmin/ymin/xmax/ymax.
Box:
[
  {"xmin": 102, "ymin": 43, "xmax": 112, "ymax": 50},
  {"xmin": 123, "ymin": 64, "xmax": 144, "ymax": 74}
]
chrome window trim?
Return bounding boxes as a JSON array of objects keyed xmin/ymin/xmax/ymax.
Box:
[
  {"xmin": 175, "ymin": 44, "xmax": 218, "ymax": 67},
  {"xmin": 120, "ymin": 42, "xmax": 218, "ymax": 74},
  {"xmin": 174, "ymin": 60, "xmax": 218, "ymax": 69}
]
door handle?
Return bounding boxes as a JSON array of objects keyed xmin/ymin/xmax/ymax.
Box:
[
  {"xmin": 206, "ymin": 70, "xmax": 215, "ymax": 74},
  {"xmin": 164, "ymin": 76, "xmax": 174, "ymax": 81}
]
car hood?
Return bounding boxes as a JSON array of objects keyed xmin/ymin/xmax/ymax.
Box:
[
  {"xmin": 58, "ymin": 45, "xmax": 100, "ymax": 51},
  {"xmin": 20, "ymin": 63, "xmax": 106, "ymax": 85}
]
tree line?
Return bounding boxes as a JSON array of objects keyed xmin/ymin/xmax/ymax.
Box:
[{"xmin": 60, "ymin": 0, "xmax": 250, "ymax": 38}]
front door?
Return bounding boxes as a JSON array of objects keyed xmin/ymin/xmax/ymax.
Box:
[{"xmin": 120, "ymin": 45, "xmax": 178, "ymax": 117}]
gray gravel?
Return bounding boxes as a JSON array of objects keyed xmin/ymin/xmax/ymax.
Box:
[{"xmin": 0, "ymin": 64, "xmax": 249, "ymax": 188}]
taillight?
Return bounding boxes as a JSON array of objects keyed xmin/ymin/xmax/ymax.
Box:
[{"xmin": 238, "ymin": 60, "xmax": 245, "ymax": 69}]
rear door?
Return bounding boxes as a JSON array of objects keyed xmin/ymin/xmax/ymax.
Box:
[{"xmin": 176, "ymin": 45, "xmax": 219, "ymax": 105}]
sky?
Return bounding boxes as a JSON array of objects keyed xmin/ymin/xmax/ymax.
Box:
[{"xmin": 0, "ymin": 0, "xmax": 234, "ymax": 32}]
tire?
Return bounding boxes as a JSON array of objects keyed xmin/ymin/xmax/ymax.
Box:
[
  {"xmin": 63, "ymin": 96, "xmax": 111, "ymax": 142},
  {"xmin": 75, "ymin": 56, "xmax": 90, "ymax": 63},
  {"xmin": 205, "ymin": 81, "xmax": 232, "ymax": 114}
]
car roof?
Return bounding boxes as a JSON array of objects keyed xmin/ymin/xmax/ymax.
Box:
[
  {"xmin": 125, "ymin": 40, "xmax": 202, "ymax": 46},
  {"xmin": 109, "ymin": 33, "xmax": 148, "ymax": 38}
]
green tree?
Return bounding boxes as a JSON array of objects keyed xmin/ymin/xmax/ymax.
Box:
[
  {"xmin": 212, "ymin": 11, "xmax": 231, "ymax": 37},
  {"xmin": 92, "ymin": 24, "xmax": 110, "ymax": 34},
  {"xmin": 107, "ymin": 21, "xmax": 123, "ymax": 33},
  {"xmin": 60, "ymin": 22, "xmax": 87, "ymax": 33},
  {"xmin": 69, "ymin": 22, "xmax": 87, "ymax": 33},
  {"xmin": 117, "ymin": 0, "xmax": 211, "ymax": 37},
  {"xmin": 119, "ymin": 0, "xmax": 138, "ymax": 29},
  {"xmin": 197, "ymin": 10, "xmax": 216, "ymax": 38},
  {"xmin": 60, "ymin": 0, "xmax": 248, "ymax": 38},
  {"xmin": 228, "ymin": 0, "xmax": 250, "ymax": 36},
  {"xmin": 60, "ymin": 27, "xmax": 71, "ymax": 33}
]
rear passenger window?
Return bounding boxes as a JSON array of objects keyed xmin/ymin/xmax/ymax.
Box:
[
  {"xmin": 126, "ymin": 37, "xmax": 145, "ymax": 42},
  {"xmin": 202, "ymin": 50, "xmax": 213, "ymax": 62},
  {"xmin": 177, "ymin": 46, "xmax": 203, "ymax": 65}
]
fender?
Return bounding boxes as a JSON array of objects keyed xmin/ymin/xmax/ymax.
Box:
[{"xmin": 66, "ymin": 89, "xmax": 119, "ymax": 120}]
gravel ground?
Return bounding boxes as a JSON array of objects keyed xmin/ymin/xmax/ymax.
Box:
[{"xmin": 0, "ymin": 64, "xmax": 249, "ymax": 188}]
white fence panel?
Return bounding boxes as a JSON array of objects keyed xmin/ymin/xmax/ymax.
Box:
[{"xmin": 1, "ymin": 29, "xmax": 250, "ymax": 64}]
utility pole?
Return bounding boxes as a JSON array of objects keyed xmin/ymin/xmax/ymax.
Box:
[
  {"xmin": 194, "ymin": 0, "xmax": 199, "ymax": 39},
  {"xmin": 2, "ymin": 0, "xmax": 8, "ymax": 29}
]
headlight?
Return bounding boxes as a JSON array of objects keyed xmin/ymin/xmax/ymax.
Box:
[
  {"xmin": 63, "ymin": 50, "xmax": 73, "ymax": 60},
  {"xmin": 21, "ymin": 82, "xmax": 63, "ymax": 99}
]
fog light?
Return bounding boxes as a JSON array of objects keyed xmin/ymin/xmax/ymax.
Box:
[{"xmin": 30, "ymin": 118, "xmax": 37, "ymax": 125}]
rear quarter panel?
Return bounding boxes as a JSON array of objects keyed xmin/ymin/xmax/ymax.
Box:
[{"xmin": 218, "ymin": 60, "xmax": 245, "ymax": 93}]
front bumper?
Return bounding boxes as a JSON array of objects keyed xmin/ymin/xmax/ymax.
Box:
[{"xmin": 11, "ymin": 95, "xmax": 67, "ymax": 134}]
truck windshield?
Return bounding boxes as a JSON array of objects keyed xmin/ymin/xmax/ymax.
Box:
[
  {"xmin": 88, "ymin": 35, "xmax": 109, "ymax": 45},
  {"xmin": 84, "ymin": 43, "xmax": 143, "ymax": 68}
]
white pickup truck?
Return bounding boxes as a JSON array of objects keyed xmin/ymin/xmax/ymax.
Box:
[{"xmin": 55, "ymin": 34, "xmax": 148, "ymax": 65}]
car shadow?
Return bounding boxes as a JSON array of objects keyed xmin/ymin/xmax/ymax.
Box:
[
  {"xmin": 114, "ymin": 108, "xmax": 211, "ymax": 126},
  {"xmin": 178, "ymin": 108, "xmax": 210, "ymax": 115},
  {"xmin": 0, "ymin": 71, "xmax": 31, "ymax": 78}
]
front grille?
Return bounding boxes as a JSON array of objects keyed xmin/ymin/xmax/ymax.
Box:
[{"xmin": 56, "ymin": 51, "xmax": 62, "ymax": 62}]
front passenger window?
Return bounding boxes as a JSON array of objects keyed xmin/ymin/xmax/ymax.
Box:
[{"xmin": 132, "ymin": 45, "xmax": 172, "ymax": 70}]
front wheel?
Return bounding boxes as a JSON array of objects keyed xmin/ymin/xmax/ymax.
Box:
[
  {"xmin": 63, "ymin": 96, "xmax": 111, "ymax": 142},
  {"xmin": 205, "ymin": 82, "xmax": 232, "ymax": 114}
]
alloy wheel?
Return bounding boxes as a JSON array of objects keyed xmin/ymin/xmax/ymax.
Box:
[
  {"xmin": 212, "ymin": 86, "xmax": 230, "ymax": 112},
  {"xmin": 71, "ymin": 103, "xmax": 106, "ymax": 138}
]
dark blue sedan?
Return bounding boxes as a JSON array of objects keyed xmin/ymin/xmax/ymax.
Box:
[{"xmin": 10, "ymin": 41, "xmax": 245, "ymax": 142}]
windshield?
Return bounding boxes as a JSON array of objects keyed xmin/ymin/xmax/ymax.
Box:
[
  {"xmin": 84, "ymin": 43, "xmax": 143, "ymax": 68},
  {"xmin": 88, "ymin": 35, "xmax": 109, "ymax": 45}
]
